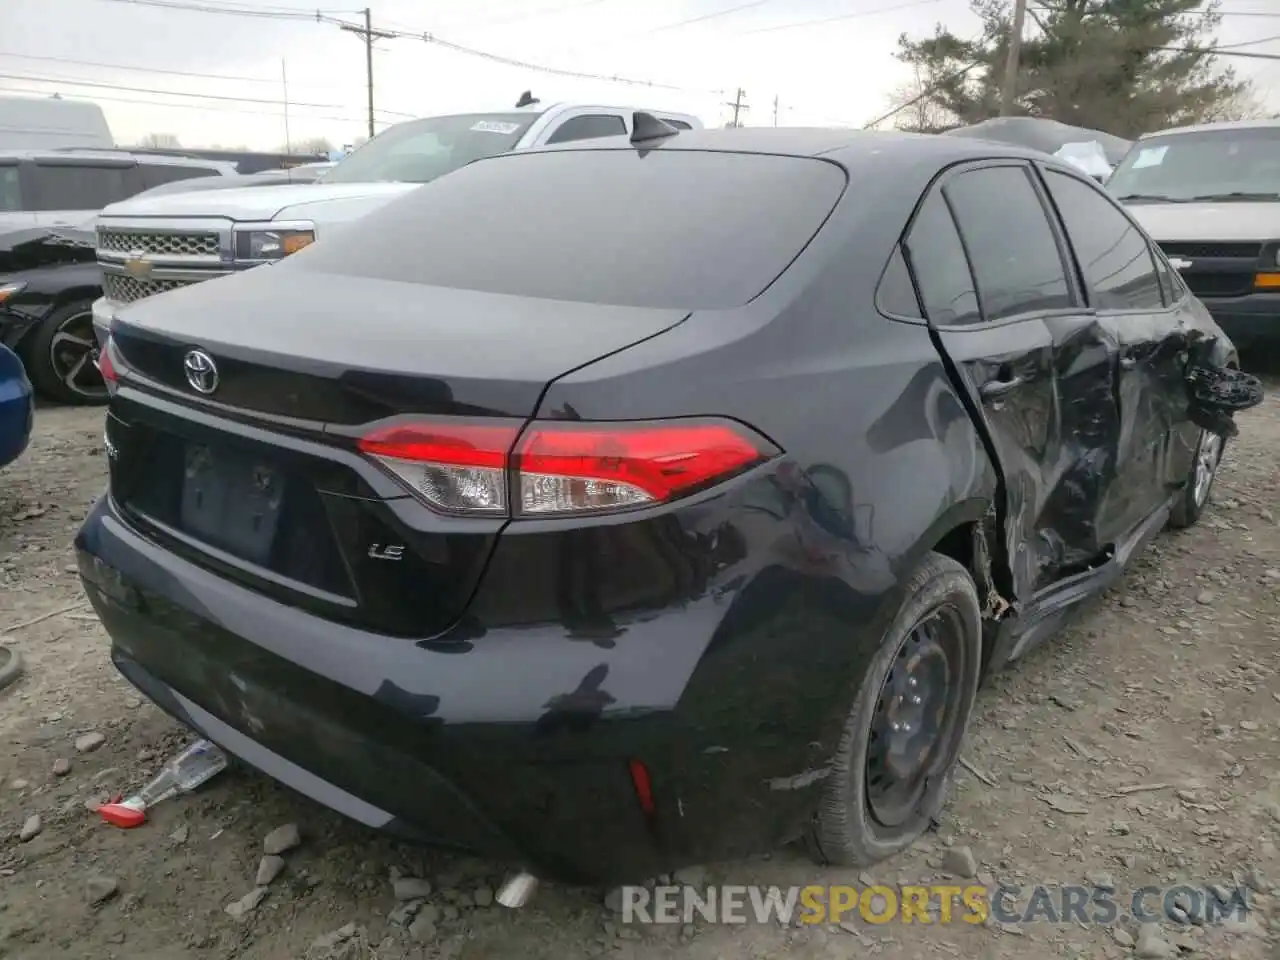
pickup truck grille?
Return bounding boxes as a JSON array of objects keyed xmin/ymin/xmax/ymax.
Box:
[
  {"xmin": 97, "ymin": 228, "xmax": 221, "ymax": 259},
  {"xmin": 102, "ymin": 274, "xmax": 199, "ymax": 304}
]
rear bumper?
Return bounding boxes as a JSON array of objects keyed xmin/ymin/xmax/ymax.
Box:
[
  {"xmin": 75, "ymin": 491, "xmax": 847, "ymax": 882},
  {"xmin": 1198, "ymin": 292, "xmax": 1280, "ymax": 346}
]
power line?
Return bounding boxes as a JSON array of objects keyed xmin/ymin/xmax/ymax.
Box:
[
  {"xmin": 735, "ymin": 0, "xmax": 945, "ymax": 36},
  {"xmin": 0, "ymin": 85, "xmax": 377, "ymax": 126},
  {"xmin": 85, "ymin": 0, "xmax": 355, "ymax": 20},
  {"xmin": 71, "ymin": 0, "xmax": 720, "ymax": 96},
  {"xmin": 0, "ymin": 70, "xmax": 372, "ymax": 111},
  {"xmin": 643, "ymin": 0, "xmax": 782, "ymax": 34},
  {"xmin": 0, "ymin": 49, "xmax": 413, "ymax": 112}
]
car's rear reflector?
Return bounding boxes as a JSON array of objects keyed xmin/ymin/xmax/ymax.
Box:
[{"xmin": 357, "ymin": 417, "xmax": 778, "ymax": 518}]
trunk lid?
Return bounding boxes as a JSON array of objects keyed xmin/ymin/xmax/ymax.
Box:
[
  {"xmin": 104, "ymin": 267, "xmax": 689, "ymax": 638},
  {"xmin": 111, "ymin": 266, "xmax": 689, "ymax": 422}
]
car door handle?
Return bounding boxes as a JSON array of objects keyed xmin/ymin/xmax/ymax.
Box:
[{"xmin": 979, "ymin": 376, "xmax": 1025, "ymax": 399}]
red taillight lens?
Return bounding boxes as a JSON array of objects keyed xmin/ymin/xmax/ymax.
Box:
[
  {"xmin": 513, "ymin": 421, "xmax": 769, "ymax": 515},
  {"xmin": 96, "ymin": 335, "xmax": 120, "ymax": 383},
  {"xmin": 356, "ymin": 417, "xmax": 777, "ymax": 518}
]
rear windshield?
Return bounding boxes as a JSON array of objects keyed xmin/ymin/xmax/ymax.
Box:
[
  {"xmin": 322, "ymin": 112, "xmax": 537, "ymax": 185},
  {"xmin": 1108, "ymin": 126, "xmax": 1280, "ymax": 203},
  {"xmin": 297, "ymin": 149, "xmax": 847, "ymax": 309}
]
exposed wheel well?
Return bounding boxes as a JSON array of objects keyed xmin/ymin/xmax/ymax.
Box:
[
  {"xmin": 932, "ymin": 523, "xmax": 974, "ymax": 575},
  {"xmin": 930, "ymin": 519, "xmax": 1004, "ymax": 677}
]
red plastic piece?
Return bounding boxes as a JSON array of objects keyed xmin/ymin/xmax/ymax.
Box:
[{"xmin": 97, "ymin": 802, "xmax": 147, "ymax": 828}]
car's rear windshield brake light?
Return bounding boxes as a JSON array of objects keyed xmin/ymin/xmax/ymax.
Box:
[{"xmin": 356, "ymin": 417, "xmax": 779, "ymax": 517}]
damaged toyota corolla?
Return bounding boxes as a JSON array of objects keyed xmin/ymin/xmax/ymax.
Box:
[{"xmin": 76, "ymin": 121, "xmax": 1262, "ymax": 889}]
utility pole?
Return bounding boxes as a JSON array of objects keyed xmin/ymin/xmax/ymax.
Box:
[
  {"xmin": 773, "ymin": 95, "xmax": 779, "ymax": 126},
  {"xmin": 341, "ymin": 8, "xmax": 395, "ymax": 140},
  {"xmin": 725, "ymin": 88, "xmax": 748, "ymax": 127},
  {"xmin": 281, "ymin": 59, "xmax": 291, "ymax": 155},
  {"xmin": 999, "ymin": 0, "xmax": 1027, "ymax": 116}
]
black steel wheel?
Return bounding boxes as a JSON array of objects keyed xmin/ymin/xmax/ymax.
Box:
[
  {"xmin": 809, "ymin": 551, "xmax": 981, "ymax": 867},
  {"xmin": 23, "ymin": 299, "xmax": 106, "ymax": 405}
]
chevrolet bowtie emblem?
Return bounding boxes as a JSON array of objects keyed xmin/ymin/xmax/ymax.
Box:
[{"xmin": 123, "ymin": 250, "xmax": 153, "ymax": 278}]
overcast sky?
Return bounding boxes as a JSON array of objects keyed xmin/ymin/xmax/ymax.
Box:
[{"xmin": 1, "ymin": 0, "xmax": 1277, "ymax": 150}]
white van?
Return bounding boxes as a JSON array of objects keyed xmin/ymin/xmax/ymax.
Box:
[
  {"xmin": 1109, "ymin": 118, "xmax": 1280, "ymax": 349},
  {"xmin": 0, "ymin": 95, "xmax": 114, "ymax": 150}
]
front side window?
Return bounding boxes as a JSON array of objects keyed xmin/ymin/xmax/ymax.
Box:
[
  {"xmin": 1108, "ymin": 126, "xmax": 1280, "ymax": 204},
  {"xmin": 1044, "ymin": 170, "xmax": 1164, "ymax": 311},
  {"xmin": 323, "ymin": 113, "xmax": 538, "ymax": 184}
]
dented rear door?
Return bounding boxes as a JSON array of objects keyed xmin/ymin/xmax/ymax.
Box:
[
  {"xmin": 1039, "ymin": 167, "xmax": 1189, "ymax": 536},
  {"xmin": 905, "ymin": 161, "xmax": 1122, "ymax": 602}
]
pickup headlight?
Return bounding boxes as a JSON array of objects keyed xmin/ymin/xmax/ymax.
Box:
[{"xmin": 232, "ymin": 222, "xmax": 315, "ymax": 262}]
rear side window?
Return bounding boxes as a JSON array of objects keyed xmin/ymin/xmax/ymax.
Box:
[
  {"xmin": 296, "ymin": 150, "xmax": 848, "ymax": 310},
  {"xmin": 876, "ymin": 247, "xmax": 922, "ymax": 318},
  {"xmin": 904, "ymin": 192, "xmax": 981, "ymax": 326},
  {"xmin": 944, "ymin": 165, "xmax": 1073, "ymax": 321},
  {"xmin": 1043, "ymin": 170, "xmax": 1164, "ymax": 311},
  {"xmin": 26, "ymin": 162, "xmax": 138, "ymax": 210},
  {"xmin": 140, "ymin": 163, "xmax": 223, "ymax": 190},
  {"xmin": 545, "ymin": 115, "xmax": 627, "ymax": 144},
  {"xmin": 0, "ymin": 165, "xmax": 20, "ymax": 212}
]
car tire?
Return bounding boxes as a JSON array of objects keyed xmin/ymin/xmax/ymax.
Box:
[
  {"xmin": 808, "ymin": 551, "xmax": 981, "ymax": 867},
  {"xmin": 1168, "ymin": 429, "xmax": 1224, "ymax": 530},
  {"xmin": 22, "ymin": 298, "xmax": 106, "ymax": 405}
]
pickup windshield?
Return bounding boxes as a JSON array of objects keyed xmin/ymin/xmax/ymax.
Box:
[
  {"xmin": 1108, "ymin": 126, "xmax": 1280, "ymax": 203},
  {"xmin": 323, "ymin": 113, "xmax": 537, "ymax": 185}
]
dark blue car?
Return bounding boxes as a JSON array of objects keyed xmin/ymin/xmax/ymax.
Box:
[{"xmin": 0, "ymin": 342, "xmax": 34, "ymax": 469}]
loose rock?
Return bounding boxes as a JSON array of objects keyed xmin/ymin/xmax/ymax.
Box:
[
  {"xmin": 262, "ymin": 823, "xmax": 300, "ymax": 855},
  {"xmin": 392, "ymin": 876, "xmax": 433, "ymax": 901},
  {"xmin": 472, "ymin": 886, "xmax": 494, "ymax": 907},
  {"xmin": 1135, "ymin": 922, "xmax": 1174, "ymax": 958},
  {"xmin": 674, "ymin": 865, "xmax": 709, "ymax": 886},
  {"xmin": 18, "ymin": 814, "xmax": 41, "ymax": 842},
  {"xmin": 86, "ymin": 875, "xmax": 119, "ymax": 906},
  {"xmin": 51, "ymin": 758, "xmax": 71, "ymax": 776},
  {"xmin": 74, "ymin": 732, "xmax": 105, "ymax": 754},
  {"xmin": 256, "ymin": 854, "xmax": 286, "ymax": 886},
  {"xmin": 409, "ymin": 915, "xmax": 437, "ymax": 943},
  {"xmin": 942, "ymin": 845, "xmax": 978, "ymax": 879},
  {"xmin": 224, "ymin": 887, "xmax": 268, "ymax": 920}
]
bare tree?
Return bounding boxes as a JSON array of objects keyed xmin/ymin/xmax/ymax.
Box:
[
  {"xmin": 280, "ymin": 136, "xmax": 334, "ymax": 155},
  {"xmin": 137, "ymin": 132, "xmax": 182, "ymax": 149},
  {"xmin": 891, "ymin": 66, "xmax": 958, "ymax": 133}
]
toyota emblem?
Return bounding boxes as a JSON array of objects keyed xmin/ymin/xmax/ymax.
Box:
[{"xmin": 183, "ymin": 349, "xmax": 219, "ymax": 394}]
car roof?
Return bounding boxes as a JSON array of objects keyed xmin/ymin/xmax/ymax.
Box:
[
  {"xmin": 1139, "ymin": 117, "xmax": 1280, "ymax": 139},
  {"xmin": 532, "ymin": 126, "xmax": 1062, "ymax": 168},
  {"xmin": 0, "ymin": 147, "xmax": 231, "ymax": 167}
]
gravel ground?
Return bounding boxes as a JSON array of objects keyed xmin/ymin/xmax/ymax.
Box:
[{"xmin": 1, "ymin": 377, "xmax": 1278, "ymax": 960}]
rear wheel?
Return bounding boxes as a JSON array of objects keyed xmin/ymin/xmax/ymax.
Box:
[
  {"xmin": 22, "ymin": 299, "xmax": 106, "ymax": 405},
  {"xmin": 1168, "ymin": 429, "xmax": 1223, "ymax": 530},
  {"xmin": 809, "ymin": 552, "xmax": 981, "ymax": 866}
]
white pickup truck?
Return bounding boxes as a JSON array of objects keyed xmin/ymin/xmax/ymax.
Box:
[{"xmin": 91, "ymin": 99, "xmax": 702, "ymax": 337}]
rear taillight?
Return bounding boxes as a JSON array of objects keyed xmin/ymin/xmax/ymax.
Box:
[
  {"xmin": 356, "ymin": 417, "xmax": 778, "ymax": 518},
  {"xmin": 96, "ymin": 335, "xmax": 122, "ymax": 385}
]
